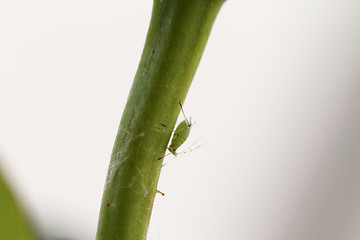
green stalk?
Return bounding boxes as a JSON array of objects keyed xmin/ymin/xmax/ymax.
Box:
[{"xmin": 96, "ymin": 0, "xmax": 225, "ymax": 239}]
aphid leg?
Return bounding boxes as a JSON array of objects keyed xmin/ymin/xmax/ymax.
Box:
[
  {"xmin": 179, "ymin": 100, "xmax": 191, "ymax": 126},
  {"xmin": 157, "ymin": 152, "xmax": 171, "ymax": 161},
  {"xmin": 159, "ymin": 123, "xmax": 171, "ymax": 133},
  {"xmin": 151, "ymin": 123, "xmax": 172, "ymax": 134}
]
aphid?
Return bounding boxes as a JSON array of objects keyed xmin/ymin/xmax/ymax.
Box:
[{"xmin": 158, "ymin": 101, "xmax": 192, "ymax": 160}]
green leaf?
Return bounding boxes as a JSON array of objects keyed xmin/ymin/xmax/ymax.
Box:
[{"xmin": 0, "ymin": 170, "xmax": 36, "ymax": 240}]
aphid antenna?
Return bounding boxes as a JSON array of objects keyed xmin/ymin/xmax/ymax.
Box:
[
  {"xmin": 184, "ymin": 137, "xmax": 205, "ymax": 150},
  {"xmin": 161, "ymin": 143, "xmax": 204, "ymax": 167}
]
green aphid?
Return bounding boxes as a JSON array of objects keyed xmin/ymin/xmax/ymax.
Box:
[{"xmin": 158, "ymin": 101, "xmax": 191, "ymax": 160}]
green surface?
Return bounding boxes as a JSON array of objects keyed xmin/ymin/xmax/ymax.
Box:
[
  {"xmin": 96, "ymin": 0, "xmax": 225, "ymax": 239},
  {"xmin": 0, "ymin": 171, "xmax": 36, "ymax": 240}
]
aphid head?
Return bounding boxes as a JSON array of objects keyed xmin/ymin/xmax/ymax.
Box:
[{"xmin": 168, "ymin": 146, "xmax": 177, "ymax": 156}]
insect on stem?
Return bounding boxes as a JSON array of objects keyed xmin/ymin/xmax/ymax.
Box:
[{"xmin": 158, "ymin": 100, "xmax": 192, "ymax": 160}]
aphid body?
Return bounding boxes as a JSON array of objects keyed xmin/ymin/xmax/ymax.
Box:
[{"xmin": 168, "ymin": 118, "xmax": 191, "ymax": 156}]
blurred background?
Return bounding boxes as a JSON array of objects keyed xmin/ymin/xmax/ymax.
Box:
[{"xmin": 1, "ymin": 0, "xmax": 360, "ymax": 239}]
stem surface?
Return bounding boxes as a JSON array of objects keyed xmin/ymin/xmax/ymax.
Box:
[{"xmin": 96, "ymin": 1, "xmax": 225, "ymax": 239}]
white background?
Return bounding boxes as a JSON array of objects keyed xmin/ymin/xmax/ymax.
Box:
[{"xmin": 1, "ymin": 0, "xmax": 360, "ymax": 239}]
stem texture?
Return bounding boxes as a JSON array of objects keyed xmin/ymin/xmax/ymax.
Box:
[{"xmin": 96, "ymin": 0, "xmax": 225, "ymax": 239}]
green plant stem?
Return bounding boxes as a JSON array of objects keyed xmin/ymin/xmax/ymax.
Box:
[{"xmin": 96, "ymin": 0, "xmax": 225, "ymax": 239}]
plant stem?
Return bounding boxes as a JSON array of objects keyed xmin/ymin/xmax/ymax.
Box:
[{"xmin": 96, "ymin": 0, "xmax": 225, "ymax": 239}]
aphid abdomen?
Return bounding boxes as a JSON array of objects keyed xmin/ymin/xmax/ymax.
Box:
[{"xmin": 169, "ymin": 120, "xmax": 190, "ymax": 153}]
